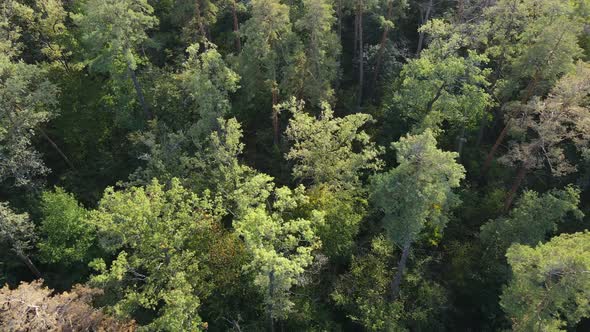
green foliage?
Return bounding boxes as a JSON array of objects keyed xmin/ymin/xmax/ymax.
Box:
[
  {"xmin": 478, "ymin": 0, "xmax": 584, "ymax": 99},
  {"xmin": 371, "ymin": 129, "xmax": 465, "ymax": 246},
  {"xmin": 332, "ymin": 236, "xmax": 404, "ymax": 331},
  {"xmin": 0, "ymin": 202, "xmax": 36, "ymax": 256},
  {"xmin": 73, "ymin": 0, "xmax": 158, "ymax": 73},
  {"xmin": 237, "ymin": 0, "xmax": 293, "ymax": 100},
  {"xmin": 501, "ymin": 232, "xmax": 590, "ymax": 331},
  {"xmin": 389, "ymin": 20, "xmax": 492, "ymax": 132},
  {"xmin": 235, "ymin": 181, "xmax": 324, "ymax": 321},
  {"xmin": 285, "ymin": 98, "xmax": 383, "ymax": 189},
  {"xmin": 307, "ymin": 185, "xmax": 366, "ymax": 260},
  {"xmin": 481, "ymin": 187, "xmax": 583, "ymax": 257},
  {"xmin": 294, "ymin": 0, "xmax": 341, "ymax": 106},
  {"xmin": 0, "ymin": 53, "xmax": 59, "ymax": 186},
  {"xmin": 88, "ymin": 178, "xmax": 224, "ymax": 330},
  {"xmin": 178, "ymin": 43, "xmax": 240, "ymax": 136},
  {"xmin": 38, "ymin": 187, "xmax": 94, "ymax": 265}
]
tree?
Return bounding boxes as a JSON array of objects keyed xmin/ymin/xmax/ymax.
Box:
[
  {"xmin": 73, "ymin": 0, "xmax": 158, "ymax": 121},
  {"xmin": 387, "ymin": 19, "xmax": 492, "ymax": 134},
  {"xmin": 88, "ymin": 179, "xmax": 224, "ymax": 330},
  {"xmin": 480, "ymin": 187, "xmax": 583, "ymax": 258},
  {"xmin": 284, "ymin": 98, "xmax": 383, "ymax": 189},
  {"xmin": 498, "ymin": 63, "xmax": 590, "ymax": 210},
  {"xmin": 0, "ymin": 52, "xmax": 60, "ymax": 187},
  {"xmin": 178, "ymin": 43, "xmax": 240, "ymax": 137},
  {"xmin": 294, "ymin": 0, "xmax": 341, "ymax": 106},
  {"xmin": 0, "ymin": 280, "xmax": 135, "ymax": 331},
  {"xmin": 234, "ymin": 181, "xmax": 324, "ymax": 331},
  {"xmin": 38, "ymin": 187, "xmax": 95, "ymax": 265},
  {"xmin": 370, "ymin": 129, "xmax": 465, "ymax": 300},
  {"xmin": 500, "ymin": 232, "xmax": 590, "ymax": 331},
  {"xmin": 0, "ymin": 202, "xmax": 41, "ymax": 278},
  {"xmin": 332, "ymin": 236, "xmax": 447, "ymax": 331},
  {"xmin": 237, "ymin": 0, "xmax": 294, "ymax": 146},
  {"xmin": 371, "ymin": 0, "xmax": 407, "ymax": 92},
  {"xmin": 480, "ymin": 0, "xmax": 584, "ymax": 172}
]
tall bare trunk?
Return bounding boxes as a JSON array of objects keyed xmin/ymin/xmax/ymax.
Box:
[
  {"xmin": 457, "ymin": 0, "xmax": 464, "ymax": 22},
  {"xmin": 357, "ymin": 0, "xmax": 364, "ymax": 111},
  {"xmin": 272, "ymin": 84, "xmax": 279, "ymax": 147},
  {"xmin": 416, "ymin": 0, "xmax": 433, "ymax": 56},
  {"xmin": 128, "ymin": 66, "xmax": 152, "ymax": 121},
  {"xmin": 232, "ymin": 0, "xmax": 241, "ymax": 52},
  {"xmin": 503, "ymin": 164, "xmax": 527, "ymax": 212},
  {"xmin": 268, "ymin": 270, "xmax": 275, "ymax": 332},
  {"xmin": 371, "ymin": 0, "xmax": 394, "ymax": 96},
  {"xmin": 195, "ymin": 0, "xmax": 207, "ymax": 43},
  {"xmin": 456, "ymin": 127, "xmax": 466, "ymax": 160},
  {"xmin": 391, "ymin": 239, "xmax": 411, "ymax": 301}
]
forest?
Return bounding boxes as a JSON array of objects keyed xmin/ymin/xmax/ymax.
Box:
[{"xmin": 0, "ymin": 0, "xmax": 590, "ymax": 330}]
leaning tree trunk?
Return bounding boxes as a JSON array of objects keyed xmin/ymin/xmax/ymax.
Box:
[
  {"xmin": 11, "ymin": 106, "xmax": 76, "ymax": 171},
  {"xmin": 17, "ymin": 250, "xmax": 42, "ymax": 279},
  {"xmin": 481, "ymin": 72, "xmax": 540, "ymax": 175},
  {"xmin": 371, "ymin": 0, "xmax": 394, "ymax": 97},
  {"xmin": 503, "ymin": 164, "xmax": 528, "ymax": 212},
  {"xmin": 391, "ymin": 239, "xmax": 412, "ymax": 301},
  {"xmin": 39, "ymin": 128, "xmax": 76, "ymax": 171},
  {"xmin": 128, "ymin": 65, "xmax": 152, "ymax": 121}
]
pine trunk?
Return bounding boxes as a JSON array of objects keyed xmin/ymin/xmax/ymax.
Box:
[
  {"xmin": 371, "ymin": 0, "xmax": 393, "ymax": 96},
  {"xmin": 503, "ymin": 164, "xmax": 527, "ymax": 212},
  {"xmin": 17, "ymin": 251, "xmax": 42, "ymax": 279},
  {"xmin": 128, "ymin": 66, "xmax": 152, "ymax": 121},
  {"xmin": 357, "ymin": 0, "xmax": 364, "ymax": 111},
  {"xmin": 415, "ymin": 0, "xmax": 433, "ymax": 56},
  {"xmin": 268, "ymin": 270, "xmax": 275, "ymax": 332},
  {"xmin": 39, "ymin": 128, "xmax": 76, "ymax": 171},
  {"xmin": 272, "ymin": 85, "xmax": 279, "ymax": 147},
  {"xmin": 391, "ymin": 239, "xmax": 412, "ymax": 301},
  {"xmin": 482, "ymin": 119, "xmax": 510, "ymax": 174},
  {"xmin": 232, "ymin": 0, "xmax": 241, "ymax": 52}
]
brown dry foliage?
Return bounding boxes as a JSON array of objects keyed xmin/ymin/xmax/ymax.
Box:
[{"xmin": 0, "ymin": 280, "xmax": 135, "ymax": 332}]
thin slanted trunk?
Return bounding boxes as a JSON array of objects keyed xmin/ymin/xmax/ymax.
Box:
[
  {"xmin": 268, "ymin": 270, "xmax": 275, "ymax": 332},
  {"xmin": 482, "ymin": 72, "xmax": 540, "ymax": 174},
  {"xmin": 357, "ymin": 0, "xmax": 364, "ymax": 110},
  {"xmin": 128, "ymin": 66, "xmax": 152, "ymax": 121},
  {"xmin": 12, "ymin": 106, "xmax": 76, "ymax": 171},
  {"xmin": 456, "ymin": 127, "xmax": 466, "ymax": 159},
  {"xmin": 391, "ymin": 239, "xmax": 412, "ymax": 301},
  {"xmin": 481, "ymin": 119, "xmax": 510, "ymax": 174},
  {"xmin": 503, "ymin": 164, "xmax": 528, "ymax": 212},
  {"xmin": 416, "ymin": 0, "xmax": 433, "ymax": 57},
  {"xmin": 272, "ymin": 84, "xmax": 279, "ymax": 147},
  {"xmin": 232, "ymin": 0, "xmax": 241, "ymax": 52},
  {"xmin": 39, "ymin": 128, "xmax": 76, "ymax": 171},
  {"xmin": 371, "ymin": 0, "xmax": 394, "ymax": 96},
  {"xmin": 17, "ymin": 250, "xmax": 42, "ymax": 279}
]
